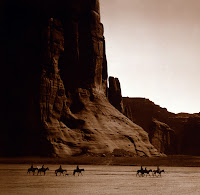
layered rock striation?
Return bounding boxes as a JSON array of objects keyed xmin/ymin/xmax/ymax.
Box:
[{"xmin": 0, "ymin": 0, "xmax": 160, "ymax": 157}]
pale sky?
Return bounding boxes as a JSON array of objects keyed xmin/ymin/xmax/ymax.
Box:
[{"xmin": 100, "ymin": 0, "xmax": 200, "ymax": 114}]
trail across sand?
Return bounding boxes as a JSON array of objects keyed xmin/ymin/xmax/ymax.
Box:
[{"xmin": 0, "ymin": 164, "xmax": 199, "ymax": 194}]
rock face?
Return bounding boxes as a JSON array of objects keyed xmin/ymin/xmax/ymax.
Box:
[
  {"xmin": 108, "ymin": 77, "xmax": 124, "ymax": 113},
  {"xmin": 123, "ymin": 97, "xmax": 200, "ymax": 155},
  {"xmin": 149, "ymin": 119, "xmax": 176, "ymax": 154},
  {"xmin": 122, "ymin": 98, "xmax": 177, "ymax": 154},
  {"xmin": 170, "ymin": 114, "xmax": 200, "ymax": 155},
  {"xmin": 106, "ymin": 77, "xmax": 176, "ymax": 155},
  {"xmin": 0, "ymin": 0, "xmax": 160, "ymax": 157},
  {"xmin": 181, "ymin": 116, "xmax": 200, "ymax": 155}
]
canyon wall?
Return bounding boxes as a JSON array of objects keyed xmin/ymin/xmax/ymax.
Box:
[
  {"xmin": 122, "ymin": 97, "xmax": 200, "ymax": 155},
  {"xmin": 107, "ymin": 78, "xmax": 176, "ymax": 155},
  {"xmin": 0, "ymin": 0, "xmax": 160, "ymax": 157}
]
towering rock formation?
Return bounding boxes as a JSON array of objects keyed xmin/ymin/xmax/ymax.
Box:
[
  {"xmin": 0, "ymin": 0, "xmax": 160, "ymax": 157},
  {"xmin": 108, "ymin": 77, "xmax": 124, "ymax": 113}
]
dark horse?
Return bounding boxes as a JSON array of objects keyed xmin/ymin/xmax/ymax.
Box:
[
  {"xmin": 27, "ymin": 167, "xmax": 38, "ymax": 175},
  {"xmin": 55, "ymin": 169, "xmax": 67, "ymax": 176},
  {"xmin": 73, "ymin": 168, "xmax": 85, "ymax": 176},
  {"xmin": 136, "ymin": 169, "xmax": 145, "ymax": 177},
  {"xmin": 37, "ymin": 167, "xmax": 49, "ymax": 175},
  {"xmin": 153, "ymin": 169, "xmax": 165, "ymax": 177},
  {"xmin": 144, "ymin": 169, "xmax": 152, "ymax": 177}
]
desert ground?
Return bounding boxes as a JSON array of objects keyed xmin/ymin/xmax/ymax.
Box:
[{"xmin": 0, "ymin": 156, "xmax": 200, "ymax": 195}]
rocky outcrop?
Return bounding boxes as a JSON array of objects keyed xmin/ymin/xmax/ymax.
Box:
[
  {"xmin": 149, "ymin": 119, "xmax": 176, "ymax": 154},
  {"xmin": 122, "ymin": 97, "xmax": 200, "ymax": 155},
  {"xmin": 0, "ymin": 0, "xmax": 160, "ymax": 157},
  {"xmin": 122, "ymin": 97, "xmax": 176, "ymax": 155},
  {"xmin": 106, "ymin": 78, "xmax": 176, "ymax": 155},
  {"xmin": 108, "ymin": 77, "xmax": 124, "ymax": 113},
  {"xmin": 122, "ymin": 98, "xmax": 177, "ymax": 154}
]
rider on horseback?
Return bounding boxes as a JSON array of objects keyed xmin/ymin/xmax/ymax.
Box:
[
  {"xmin": 59, "ymin": 165, "xmax": 62, "ymax": 170},
  {"xmin": 76, "ymin": 165, "xmax": 80, "ymax": 171}
]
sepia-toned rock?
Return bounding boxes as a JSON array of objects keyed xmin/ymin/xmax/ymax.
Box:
[
  {"xmin": 122, "ymin": 97, "xmax": 200, "ymax": 155},
  {"xmin": 0, "ymin": 0, "xmax": 161, "ymax": 157}
]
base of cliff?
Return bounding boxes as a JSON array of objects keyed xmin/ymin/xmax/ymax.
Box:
[{"xmin": 43, "ymin": 88, "xmax": 162, "ymax": 157}]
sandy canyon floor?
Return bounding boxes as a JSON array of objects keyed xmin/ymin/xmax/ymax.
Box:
[{"xmin": 0, "ymin": 164, "xmax": 200, "ymax": 195}]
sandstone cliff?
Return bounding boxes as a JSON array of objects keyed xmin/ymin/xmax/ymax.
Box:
[
  {"xmin": 123, "ymin": 97, "xmax": 200, "ymax": 155},
  {"xmin": 0, "ymin": 0, "xmax": 160, "ymax": 157},
  {"xmin": 108, "ymin": 77, "xmax": 124, "ymax": 113}
]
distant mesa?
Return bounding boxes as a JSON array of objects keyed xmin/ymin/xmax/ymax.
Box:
[{"xmin": 108, "ymin": 87, "xmax": 200, "ymax": 156}]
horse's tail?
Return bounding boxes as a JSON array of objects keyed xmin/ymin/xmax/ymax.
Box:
[{"xmin": 73, "ymin": 170, "xmax": 75, "ymax": 176}]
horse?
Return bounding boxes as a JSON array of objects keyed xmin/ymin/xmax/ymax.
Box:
[
  {"xmin": 136, "ymin": 169, "xmax": 145, "ymax": 177},
  {"xmin": 55, "ymin": 169, "xmax": 67, "ymax": 176},
  {"xmin": 37, "ymin": 167, "xmax": 49, "ymax": 175},
  {"xmin": 144, "ymin": 169, "xmax": 152, "ymax": 177},
  {"xmin": 73, "ymin": 168, "xmax": 85, "ymax": 176},
  {"xmin": 27, "ymin": 167, "xmax": 38, "ymax": 175},
  {"xmin": 153, "ymin": 169, "xmax": 165, "ymax": 177}
]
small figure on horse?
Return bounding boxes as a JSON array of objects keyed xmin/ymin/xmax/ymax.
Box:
[
  {"xmin": 153, "ymin": 166, "xmax": 165, "ymax": 177},
  {"xmin": 136, "ymin": 166, "xmax": 152, "ymax": 177},
  {"xmin": 27, "ymin": 164, "xmax": 38, "ymax": 175},
  {"xmin": 73, "ymin": 165, "xmax": 84, "ymax": 176},
  {"xmin": 37, "ymin": 165, "xmax": 49, "ymax": 176},
  {"xmin": 55, "ymin": 165, "xmax": 67, "ymax": 176}
]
